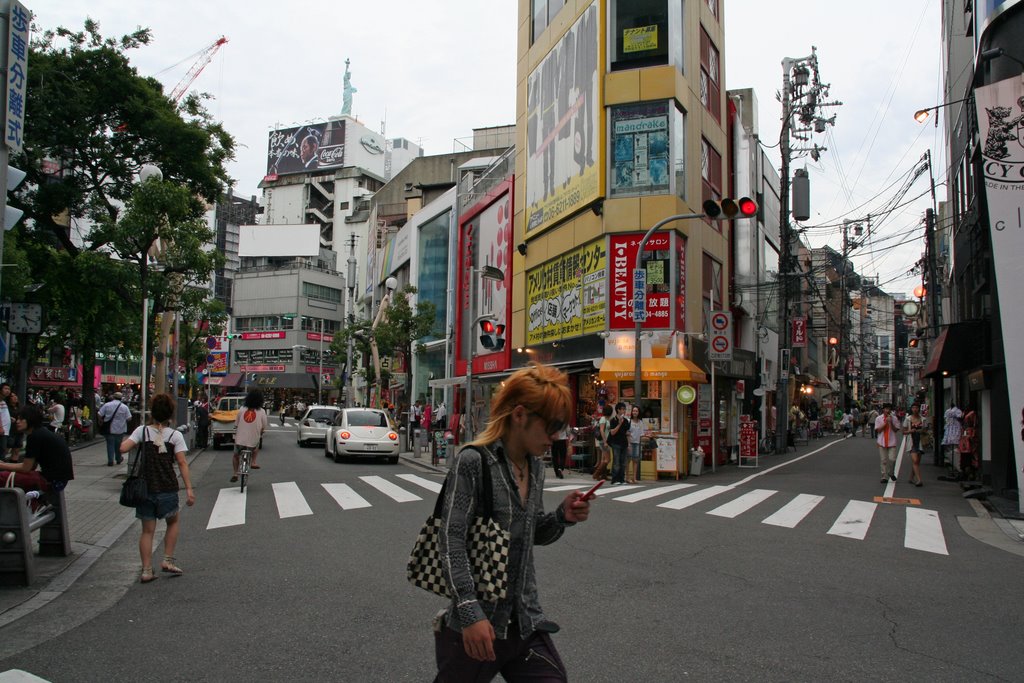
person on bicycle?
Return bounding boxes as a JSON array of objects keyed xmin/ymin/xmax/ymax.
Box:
[{"xmin": 232, "ymin": 389, "xmax": 268, "ymax": 483}]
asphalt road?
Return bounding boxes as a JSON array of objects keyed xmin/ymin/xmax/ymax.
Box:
[{"xmin": 0, "ymin": 429, "xmax": 1021, "ymax": 681}]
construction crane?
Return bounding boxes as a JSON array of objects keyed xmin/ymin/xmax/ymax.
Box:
[{"xmin": 168, "ymin": 36, "xmax": 228, "ymax": 103}]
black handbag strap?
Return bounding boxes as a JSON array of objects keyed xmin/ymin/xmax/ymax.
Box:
[
  {"xmin": 129, "ymin": 426, "xmax": 148, "ymax": 476},
  {"xmin": 431, "ymin": 445, "xmax": 496, "ymax": 519}
]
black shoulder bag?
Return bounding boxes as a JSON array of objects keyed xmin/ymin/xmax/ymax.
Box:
[
  {"xmin": 119, "ymin": 427, "xmax": 149, "ymax": 507},
  {"xmin": 407, "ymin": 446, "xmax": 511, "ymax": 602}
]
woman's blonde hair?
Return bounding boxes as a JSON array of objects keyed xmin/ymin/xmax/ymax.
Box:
[{"xmin": 469, "ymin": 362, "xmax": 571, "ymax": 447}]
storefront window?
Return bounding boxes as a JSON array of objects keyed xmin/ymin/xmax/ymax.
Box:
[
  {"xmin": 418, "ymin": 209, "xmax": 450, "ymax": 342},
  {"xmin": 610, "ymin": 100, "xmax": 686, "ymax": 199}
]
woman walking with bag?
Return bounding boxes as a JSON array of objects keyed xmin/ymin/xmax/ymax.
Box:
[
  {"xmin": 431, "ymin": 362, "xmax": 591, "ymax": 682},
  {"xmin": 120, "ymin": 393, "xmax": 194, "ymax": 584}
]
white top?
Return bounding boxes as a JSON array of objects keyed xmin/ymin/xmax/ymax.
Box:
[
  {"xmin": 0, "ymin": 400, "xmax": 9, "ymax": 434},
  {"xmin": 874, "ymin": 413, "xmax": 902, "ymax": 448},
  {"xmin": 127, "ymin": 425, "xmax": 188, "ymax": 455},
  {"xmin": 49, "ymin": 403, "xmax": 65, "ymax": 428},
  {"xmin": 628, "ymin": 419, "xmax": 646, "ymax": 444},
  {"xmin": 234, "ymin": 407, "xmax": 268, "ymax": 448}
]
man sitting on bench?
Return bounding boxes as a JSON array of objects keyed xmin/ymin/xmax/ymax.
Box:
[{"xmin": 0, "ymin": 404, "xmax": 75, "ymax": 496}]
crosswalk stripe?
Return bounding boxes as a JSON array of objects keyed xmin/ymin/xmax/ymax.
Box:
[
  {"xmin": 396, "ymin": 474, "xmax": 443, "ymax": 494},
  {"xmin": 545, "ymin": 484, "xmax": 591, "ymax": 492},
  {"xmin": 272, "ymin": 482, "xmax": 313, "ymax": 519},
  {"xmin": 593, "ymin": 485, "xmax": 641, "ymax": 496},
  {"xmin": 762, "ymin": 493, "xmax": 825, "ymax": 528},
  {"xmin": 707, "ymin": 489, "xmax": 777, "ymax": 518},
  {"xmin": 612, "ymin": 483, "xmax": 697, "ymax": 503},
  {"xmin": 827, "ymin": 500, "xmax": 877, "ymax": 540},
  {"xmin": 657, "ymin": 485, "xmax": 731, "ymax": 510},
  {"xmin": 322, "ymin": 483, "xmax": 371, "ymax": 510},
  {"xmin": 904, "ymin": 508, "xmax": 948, "ymax": 555},
  {"xmin": 207, "ymin": 488, "xmax": 247, "ymax": 529},
  {"xmin": 360, "ymin": 475, "xmax": 422, "ymax": 502}
]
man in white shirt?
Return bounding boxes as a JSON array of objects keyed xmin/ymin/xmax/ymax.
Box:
[
  {"xmin": 0, "ymin": 383, "xmax": 11, "ymax": 461},
  {"xmin": 48, "ymin": 396, "xmax": 65, "ymax": 432},
  {"xmin": 874, "ymin": 403, "xmax": 902, "ymax": 483}
]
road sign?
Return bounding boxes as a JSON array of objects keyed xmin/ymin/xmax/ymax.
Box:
[{"xmin": 708, "ymin": 310, "xmax": 733, "ymax": 361}]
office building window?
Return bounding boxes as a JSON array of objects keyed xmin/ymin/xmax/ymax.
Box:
[
  {"xmin": 531, "ymin": 0, "xmax": 567, "ymax": 44},
  {"xmin": 610, "ymin": 0, "xmax": 674, "ymax": 71},
  {"xmin": 699, "ymin": 27, "xmax": 720, "ymax": 122},
  {"xmin": 418, "ymin": 209, "xmax": 451, "ymax": 342},
  {"xmin": 302, "ymin": 282, "xmax": 342, "ymax": 304},
  {"xmin": 701, "ymin": 137, "xmax": 723, "ymax": 228},
  {"xmin": 610, "ymin": 100, "xmax": 686, "ymax": 200}
]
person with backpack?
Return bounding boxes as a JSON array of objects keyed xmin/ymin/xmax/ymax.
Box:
[
  {"xmin": 119, "ymin": 392, "xmax": 194, "ymax": 583},
  {"xmin": 98, "ymin": 392, "xmax": 132, "ymax": 467}
]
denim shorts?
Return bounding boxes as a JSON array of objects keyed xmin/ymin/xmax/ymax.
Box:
[{"xmin": 135, "ymin": 491, "xmax": 180, "ymax": 521}]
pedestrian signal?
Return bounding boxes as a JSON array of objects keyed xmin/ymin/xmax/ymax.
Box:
[{"xmin": 479, "ymin": 318, "xmax": 505, "ymax": 351}]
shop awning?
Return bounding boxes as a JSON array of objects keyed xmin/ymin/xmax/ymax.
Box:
[
  {"xmin": 597, "ymin": 357, "xmax": 708, "ymax": 383},
  {"xmin": 246, "ymin": 373, "xmax": 318, "ymax": 390},
  {"xmin": 204, "ymin": 373, "xmax": 242, "ymax": 387},
  {"xmin": 921, "ymin": 322, "xmax": 987, "ymax": 379}
]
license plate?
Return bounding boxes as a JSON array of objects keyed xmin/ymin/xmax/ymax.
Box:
[{"xmin": 364, "ymin": 443, "xmax": 377, "ymax": 450}]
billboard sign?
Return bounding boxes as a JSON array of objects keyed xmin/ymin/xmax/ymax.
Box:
[
  {"xmin": 524, "ymin": 1, "xmax": 601, "ymax": 235},
  {"xmin": 266, "ymin": 119, "xmax": 346, "ymax": 176},
  {"xmin": 526, "ymin": 238, "xmax": 607, "ymax": 345},
  {"xmin": 609, "ymin": 232, "xmax": 671, "ymax": 330}
]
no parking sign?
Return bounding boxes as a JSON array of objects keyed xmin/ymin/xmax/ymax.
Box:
[{"xmin": 708, "ymin": 310, "xmax": 732, "ymax": 361}]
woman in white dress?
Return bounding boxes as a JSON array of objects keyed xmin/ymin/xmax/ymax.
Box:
[{"xmin": 942, "ymin": 402, "xmax": 963, "ymax": 466}]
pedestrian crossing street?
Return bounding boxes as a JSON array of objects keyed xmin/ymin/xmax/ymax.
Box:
[{"xmin": 205, "ymin": 476, "xmax": 950, "ymax": 556}]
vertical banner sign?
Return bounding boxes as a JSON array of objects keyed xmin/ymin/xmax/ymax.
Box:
[
  {"xmin": 632, "ymin": 268, "xmax": 647, "ymax": 322},
  {"xmin": 976, "ymin": 77, "xmax": 1024, "ymax": 512},
  {"xmin": 791, "ymin": 316, "xmax": 807, "ymax": 348},
  {"xmin": 609, "ymin": 233, "xmax": 671, "ymax": 329},
  {"xmin": 5, "ymin": 0, "xmax": 28, "ymax": 153},
  {"xmin": 708, "ymin": 310, "xmax": 733, "ymax": 361}
]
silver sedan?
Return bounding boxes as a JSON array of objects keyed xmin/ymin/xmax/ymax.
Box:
[
  {"xmin": 324, "ymin": 408, "xmax": 400, "ymax": 464},
  {"xmin": 296, "ymin": 405, "xmax": 341, "ymax": 447}
]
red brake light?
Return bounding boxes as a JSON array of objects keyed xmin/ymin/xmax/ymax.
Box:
[
  {"xmin": 388, "ymin": 432, "xmax": 398, "ymax": 440},
  {"xmin": 339, "ymin": 431, "xmax": 351, "ymax": 440}
]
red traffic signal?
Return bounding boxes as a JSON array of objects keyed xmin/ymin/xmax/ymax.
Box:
[
  {"xmin": 702, "ymin": 196, "xmax": 758, "ymax": 220},
  {"xmin": 478, "ymin": 318, "xmax": 506, "ymax": 351}
]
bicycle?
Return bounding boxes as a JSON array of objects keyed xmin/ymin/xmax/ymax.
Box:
[
  {"xmin": 237, "ymin": 446, "xmax": 253, "ymax": 493},
  {"xmin": 759, "ymin": 431, "xmax": 777, "ymax": 455}
]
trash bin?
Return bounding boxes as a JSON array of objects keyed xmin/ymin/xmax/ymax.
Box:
[{"xmin": 689, "ymin": 448, "xmax": 704, "ymax": 476}]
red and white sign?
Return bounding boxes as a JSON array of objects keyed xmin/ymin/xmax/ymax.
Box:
[
  {"xmin": 241, "ymin": 331, "xmax": 286, "ymax": 341},
  {"xmin": 609, "ymin": 233, "xmax": 671, "ymax": 330},
  {"xmin": 791, "ymin": 317, "xmax": 807, "ymax": 347},
  {"xmin": 306, "ymin": 332, "xmax": 334, "ymax": 343},
  {"xmin": 739, "ymin": 417, "xmax": 757, "ymax": 459},
  {"xmin": 708, "ymin": 310, "xmax": 733, "ymax": 361}
]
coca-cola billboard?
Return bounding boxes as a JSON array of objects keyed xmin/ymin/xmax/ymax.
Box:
[{"xmin": 266, "ymin": 120, "xmax": 346, "ymax": 176}]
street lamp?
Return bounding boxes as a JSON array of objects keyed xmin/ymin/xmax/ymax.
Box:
[
  {"xmin": 318, "ymin": 317, "xmax": 325, "ymax": 405},
  {"xmin": 137, "ymin": 163, "xmax": 162, "ymax": 421},
  {"xmin": 465, "ymin": 264, "xmax": 505, "ymax": 438},
  {"xmin": 913, "ymin": 96, "xmax": 973, "ymax": 124},
  {"xmin": 632, "ymin": 213, "xmax": 704, "ymax": 415}
]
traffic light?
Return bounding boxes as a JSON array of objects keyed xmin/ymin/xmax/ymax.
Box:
[
  {"xmin": 702, "ymin": 196, "xmax": 758, "ymax": 221},
  {"xmin": 479, "ymin": 318, "xmax": 505, "ymax": 351},
  {"xmin": 5, "ymin": 165, "xmax": 25, "ymax": 231}
]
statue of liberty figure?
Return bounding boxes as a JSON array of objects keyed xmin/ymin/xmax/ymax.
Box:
[{"xmin": 342, "ymin": 59, "xmax": 357, "ymax": 116}]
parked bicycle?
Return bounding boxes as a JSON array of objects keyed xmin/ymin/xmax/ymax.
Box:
[{"xmin": 759, "ymin": 430, "xmax": 777, "ymax": 455}]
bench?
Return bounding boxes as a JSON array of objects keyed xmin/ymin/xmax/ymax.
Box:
[{"xmin": 0, "ymin": 488, "xmax": 71, "ymax": 586}]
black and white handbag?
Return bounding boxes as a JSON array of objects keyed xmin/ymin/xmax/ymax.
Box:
[{"xmin": 407, "ymin": 447, "xmax": 511, "ymax": 602}]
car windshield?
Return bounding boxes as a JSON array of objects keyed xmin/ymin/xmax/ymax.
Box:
[
  {"xmin": 307, "ymin": 409, "xmax": 337, "ymax": 422},
  {"xmin": 347, "ymin": 410, "xmax": 389, "ymax": 428}
]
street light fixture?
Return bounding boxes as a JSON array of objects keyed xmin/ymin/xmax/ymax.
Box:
[
  {"xmin": 913, "ymin": 96, "xmax": 973, "ymax": 124},
  {"xmin": 137, "ymin": 163, "xmax": 162, "ymax": 422}
]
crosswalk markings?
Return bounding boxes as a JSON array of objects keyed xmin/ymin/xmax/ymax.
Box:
[
  {"xmin": 360, "ymin": 475, "xmax": 422, "ymax": 503},
  {"xmin": 707, "ymin": 489, "xmax": 777, "ymax": 518},
  {"xmin": 207, "ymin": 488, "xmax": 247, "ymax": 529},
  {"xmin": 828, "ymin": 500, "xmax": 878, "ymax": 540},
  {"xmin": 396, "ymin": 474, "xmax": 443, "ymax": 494},
  {"xmin": 612, "ymin": 483, "xmax": 696, "ymax": 503},
  {"xmin": 762, "ymin": 493, "xmax": 825, "ymax": 528},
  {"xmin": 272, "ymin": 482, "xmax": 313, "ymax": 519},
  {"xmin": 322, "ymin": 483, "xmax": 371, "ymax": 510},
  {"xmin": 202, "ymin": 476, "xmax": 953, "ymax": 556},
  {"xmin": 904, "ymin": 507, "xmax": 948, "ymax": 555},
  {"xmin": 657, "ymin": 485, "xmax": 732, "ymax": 510}
]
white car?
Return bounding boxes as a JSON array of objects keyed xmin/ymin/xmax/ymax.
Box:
[
  {"xmin": 296, "ymin": 405, "xmax": 341, "ymax": 447},
  {"xmin": 324, "ymin": 408, "xmax": 400, "ymax": 464}
]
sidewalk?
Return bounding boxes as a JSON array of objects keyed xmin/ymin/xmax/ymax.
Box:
[{"xmin": 0, "ymin": 436, "xmax": 205, "ymax": 629}]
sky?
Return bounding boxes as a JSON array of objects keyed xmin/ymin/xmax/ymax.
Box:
[{"xmin": 40, "ymin": 0, "xmax": 944, "ymax": 297}]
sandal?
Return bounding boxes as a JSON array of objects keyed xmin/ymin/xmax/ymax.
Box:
[
  {"xmin": 161, "ymin": 556, "xmax": 183, "ymax": 575},
  {"xmin": 140, "ymin": 567, "xmax": 157, "ymax": 583},
  {"xmin": 251, "ymin": 465, "xmax": 261, "ymax": 469},
  {"xmin": 230, "ymin": 475, "xmax": 238, "ymax": 483}
]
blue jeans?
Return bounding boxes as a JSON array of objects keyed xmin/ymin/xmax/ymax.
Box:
[
  {"xmin": 105, "ymin": 433, "xmax": 125, "ymax": 465},
  {"xmin": 610, "ymin": 443, "xmax": 627, "ymax": 483}
]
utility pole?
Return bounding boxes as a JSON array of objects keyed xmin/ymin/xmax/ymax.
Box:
[
  {"xmin": 839, "ymin": 219, "xmax": 851, "ymax": 412},
  {"xmin": 923, "ymin": 150, "xmax": 944, "ymax": 465},
  {"xmin": 345, "ymin": 233, "xmax": 358, "ymax": 408},
  {"xmin": 776, "ymin": 47, "xmax": 841, "ymax": 453}
]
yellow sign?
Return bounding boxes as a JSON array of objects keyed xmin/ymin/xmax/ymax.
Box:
[
  {"xmin": 526, "ymin": 240, "xmax": 606, "ymax": 345},
  {"xmin": 623, "ymin": 25, "xmax": 658, "ymax": 53}
]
